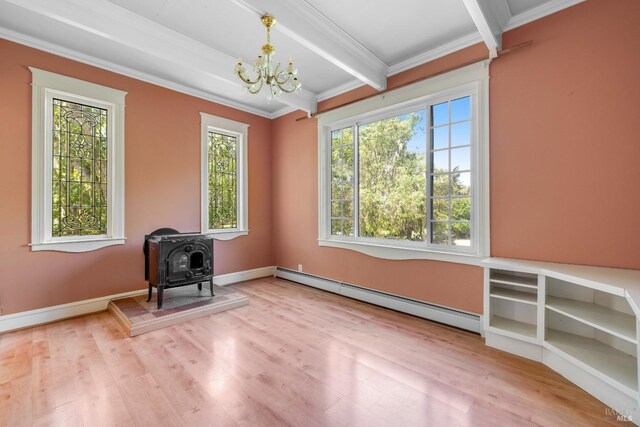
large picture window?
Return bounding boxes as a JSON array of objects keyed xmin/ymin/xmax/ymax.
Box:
[
  {"xmin": 30, "ymin": 68, "xmax": 126, "ymax": 252},
  {"xmin": 200, "ymin": 113, "xmax": 248, "ymax": 240},
  {"xmin": 319, "ymin": 63, "xmax": 489, "ymax": 263}
]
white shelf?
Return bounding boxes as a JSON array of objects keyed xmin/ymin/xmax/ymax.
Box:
[
  {"xmin": 484, "ymin": 258, "xmax": 640, "ymax": 418},
  {"xmin": 483, "ymin": 257, "xmax": 640, "ymax": 297},
  {"xmin": 490, "ymin": 287, "xmax": 537, "ymax": 305},
  {"xmin": 546, "ymin": 296, "xmax": 637, "ymax": 344},
  {"xmin": 545, "ymin": 329, "xmax": 638, "ymax": 397},
  {"xmin": 490, "ymin": 316, "xmax": 537, "ymax": 339},
  {"xmin": 490, "ymin": 273, "xmax": 537, "ymax": 289}
]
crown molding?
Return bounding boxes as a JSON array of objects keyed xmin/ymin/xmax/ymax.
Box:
[
  {"xmin": 268, "ymin": 105, "xmax": 299, "ymax": 119},
  {"xmin": 316, "ymin": 79, "xmax": 366, "ymax": 102},
  {"xmin": 0, "ymin": 27, "xmax": 279, "ymax": 118},
  {"xmin": 314, "ymin": 32, "xmax": 484, "ymax": 106},
  {"xmin": 1, "ymin": 0, "xmax": 586, "ymax": 120},
  {"xmin": 231, "ymin": 0, "xmax": 388, "ymax": 91},
  {"xmin": 388, "ymin": 32, "xmax": 484, "ymax": 77},
  {"xmin": 2, "ymin": 0, "xmax": 318, "ymax": 114},
  {"xmin": 505, "ymin": 0, "xmax": 585, "ymax": 31}
]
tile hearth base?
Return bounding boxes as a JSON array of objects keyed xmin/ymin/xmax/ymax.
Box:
[{"xmin": 108, "ymin": 284, "xmax": 249, "ymax": 336}]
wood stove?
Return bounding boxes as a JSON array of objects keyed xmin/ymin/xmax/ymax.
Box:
[{"xmin": 144, "ymin": 228, "xmax": 214, "ymax": 309}]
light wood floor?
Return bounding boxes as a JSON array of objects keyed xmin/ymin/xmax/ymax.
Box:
[{"xmin": 0, "ymin": 278, "xmax": 619, "ymax": 426}]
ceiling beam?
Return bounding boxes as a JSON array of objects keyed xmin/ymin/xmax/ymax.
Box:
[
  {"xmin": 461, "ymin": 0, "xmax": 511, "ymax": 57},
  {"xmin": 3, "ymin": 0, "xmax": 317, "ymax": 114},
  {"xmin": 231, "ymin": 0, "xmax": 388, "ymax": 91}
]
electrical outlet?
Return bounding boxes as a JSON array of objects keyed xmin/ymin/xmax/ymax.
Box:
[{"xmin": 297, "ymin": 264, "xmax": 303, "ymax": 272}]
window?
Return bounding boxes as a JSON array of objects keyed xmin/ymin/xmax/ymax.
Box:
[
  {"xmin": 430, "ymin": 96, "xmax": 472, "ymax": 246},
  {"xmin": 330, "ymin": 126, "xmax": 354, "ymax": 236},
  {"xmin": 200, "ymin": 113, "xmax": 248, "ymax": 240},
  {"xmin": 319, "ymin": 62, "xmax": 489, "ymax": 264},
  {"xmin": 30, "ymin": 68, "xmax": 126, "ymax": 252}
]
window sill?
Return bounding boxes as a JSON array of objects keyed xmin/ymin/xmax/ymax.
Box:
[
  {"xmin": 205, "ymin": 229, "xmax": 249, "ymax": 241},
  {"xmin": 30, "ymin": 237, "xmax": 126, "ymax": 253},
  {"xmin": 318, "ymin": 238, "xmax": 483, "ymax": 266}
]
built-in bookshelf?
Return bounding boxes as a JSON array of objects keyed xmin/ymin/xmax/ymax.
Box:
[
  {"xmin": 487, "ymin": 269, "xmax": 540, "ymax": 342},
  {"xmin": 482, "ymin": 258, "xmax": 640, "ymax": 425}
]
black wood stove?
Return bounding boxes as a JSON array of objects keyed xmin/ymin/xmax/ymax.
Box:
[{"xmin": 144, "ymin": 228, "xmax": 214, "ymax": 309}]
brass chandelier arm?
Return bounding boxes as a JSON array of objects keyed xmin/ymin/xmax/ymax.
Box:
[
  {"xmin": 274, "ymin": 70, "xmax": 292, "ymax": 86},
  {"xmin": 236, "ymin": 71, "xmax": 262, "ymax": 86},
  {"xmin": 277, "ymin": 83, "xmax": 300, "ymax": 94},
  {"xmin": 247, "ymin": 78, "xmax": 264, "ymax": 94}
]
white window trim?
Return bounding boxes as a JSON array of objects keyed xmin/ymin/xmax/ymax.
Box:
[
  {"xmin": 317, "ymin": 61, "xmax": 490, "ymax": 265},
  {"xmin": 30, "ymin": 68, "xmax": 126, "ymax": 252},
  {"xmin": 200, "ymin": 112, "xmax": 249, "ymax": 240}
]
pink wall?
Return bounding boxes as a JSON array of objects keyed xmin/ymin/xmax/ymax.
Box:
[
  {"xmin": 271, "ymin": 0, "xmax": 640, "ymax": 314},
  {"xmin": 0, "ymin": 39, "xmax": 273, "ymax": 315},
  {"xmin": 2, "ymin": 0, "xmax": 639, "ymax": 317},
  {"xmin": 271, "ymin": 89, "xmax": 483, "ymax": 315},
  {"xmin": 490, "ymin": 0, "xmax": 640, "ymax": 267}
]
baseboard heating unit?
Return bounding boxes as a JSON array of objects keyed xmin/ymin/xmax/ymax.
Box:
[{"xmin": 275, "ymin": 267, "xmax": 481, "ymax": 334}]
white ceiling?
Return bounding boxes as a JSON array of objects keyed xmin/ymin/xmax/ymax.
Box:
[
  {"xmin": 304, "ymin": 0, "xmax": 477, "ymax": 65},
  {"xmin": 0, "ymin": 0, "xmax": 583, "ymax": 118}
]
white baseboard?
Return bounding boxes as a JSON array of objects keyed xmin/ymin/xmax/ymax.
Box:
[
  {"xmin": 486, "ymin": 331, "xmax": 542, "ymax": 362},
  {"xmin": 0, "ymin": 265, "xmax": 275, "ymax": 334},
  {"xmin": 275, "ymin": 267, "xmax": 481, "ymax": 334},
  {"xmin": 0, "ymin": 288, "xmax": 146, "ymax": 334},
  {"xmin": 213, "ymin": 266, "xmax": 276, "ymax": 286}
]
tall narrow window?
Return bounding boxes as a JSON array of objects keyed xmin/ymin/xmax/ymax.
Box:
[
  {"xmin": 31, "ymin": 68, "xmax": 126, "ymax": 252},
  {"xmin": 200, "ymin": 113, "xmax": 248, "ymax": 240},
  {"xmin": 330, "ymin": 126, "xmax": 354, "ymax": 236},
  {"xmin": 208, "ymin": 131, "xmax": 238, "ymax": 230},
  {"xmin": 52, "ymin": 99, "xmax": 108, "ymax": 237},
  {"xmin": 430, "ymin": 96, "xmax": 472, "ymax": 246}
]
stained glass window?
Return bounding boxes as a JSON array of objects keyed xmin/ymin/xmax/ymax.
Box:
[
  {"xmin": 52, "ymin": 98, "xmax": 108, "ymax": 237},
  {"xmin": 208, "ymin": 131, "xmax": 237, "ymax": 230}
]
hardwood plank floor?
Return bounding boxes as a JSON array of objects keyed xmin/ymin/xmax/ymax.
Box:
[{"xmin": 0, "ymin": 278, "xmax": 620, "ymax": 426}]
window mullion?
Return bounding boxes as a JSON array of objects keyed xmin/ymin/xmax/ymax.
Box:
[
  {"xmin": 43, "ymin": 92, "xmax": 54, "ymax": 242},
  {"xmin": 353, "ymin": 123, "xmax": 359, "ymax": 239},
  {"xmin": 447, "ymin": 100, "xmax": 452, "ymax": 246},
  {"xmin": 425, "ymin": 104, "xmax": 431, "ymax": 245},
  {"xmin": 236, "ymin": 136, "xmax": 241, "ymax": 229}
]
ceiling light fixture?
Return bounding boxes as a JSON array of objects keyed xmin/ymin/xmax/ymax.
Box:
[{"xmin": 234, "ymin": 13, "xmax": 301, "ymax": 100}]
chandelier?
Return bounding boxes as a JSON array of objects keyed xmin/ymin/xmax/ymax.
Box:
[{"xmin": 234, "ymin": 13, "xmax": 301, "ymax": 99}]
